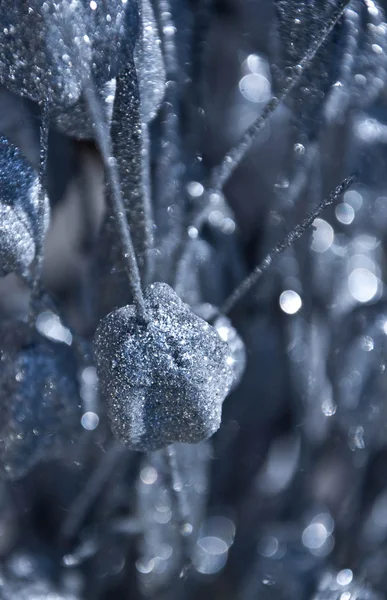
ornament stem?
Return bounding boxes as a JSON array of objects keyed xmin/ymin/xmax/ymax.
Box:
[
  {"xmin": 83, "ymin": 82, "xmax": 148, "ymax": 323},
  {"xmin": 207, "ymin": 0, "xmax": 350, "ymax": 193}
]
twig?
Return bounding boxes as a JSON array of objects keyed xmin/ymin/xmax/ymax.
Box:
[
  {"xmin": 83, "ymin": 82, "xmax": 148, "ymax": 322},
  {"xmin": 221, "ymin": 173, "xmax": 357, "ymax": 315}
]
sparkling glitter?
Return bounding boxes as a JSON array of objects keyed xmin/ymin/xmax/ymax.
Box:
[{"xmin": 94, "ymin": 283, "xmax": 235, "ymax": 451}]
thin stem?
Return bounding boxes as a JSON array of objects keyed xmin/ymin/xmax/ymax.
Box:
[
  {"xmin": 174, "ymin": 0, "xmax": 350, "ymax": 293},
  {"xmin": 83, "ymin": 83, "xmax": 148, "ymax": 322},
  {"xmin": 60, "ymin": 440, "xmax": 125, "ymax": 542},
  {"xmin": 58, "ymin": 11, "xmax": 147, "ymax": 319},
  {"xmin": 221, "ymin": 174, "xmax": 356, "ymax": 315},
  {"xmin": 208, "ymin": 0, "xmax": 350, "ymax": 193},
  {"xmin": 28, "ymin": 100, "xmax": 49, "ymax": 324}
]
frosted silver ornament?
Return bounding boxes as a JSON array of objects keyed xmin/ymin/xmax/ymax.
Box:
[
  {"xmin": 94, "ymin": 283, "xmax": 234, "ymax": 451},
  {"xmin": 0, "ymin": 322, "xmax": 82, "ymax": 480},
  {"xmin": 0, "ymin": 136, "xmax": 49, "ymax": 278}
]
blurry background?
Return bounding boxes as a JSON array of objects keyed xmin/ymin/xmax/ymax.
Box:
[{"xmin": 1, "ymin": 1, "xmax": 387, "ymax": 598}]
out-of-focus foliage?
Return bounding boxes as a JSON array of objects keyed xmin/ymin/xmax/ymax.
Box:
[{"xmin": 0, "ymin": 1, "xmax": 387, "ymax": 599}]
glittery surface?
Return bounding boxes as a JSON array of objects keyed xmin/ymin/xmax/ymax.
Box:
[
  {"xmin": 53, "ymin": 78, "xmax": 116, "ymax": 139},
  {"xmin": 94, "ymin": 283, "xmax": 234, "ymax": 451},
  {"xmin": 111, "ymin": 57, "xmax": 152, "ymax": 277},
  {"xmin": 0, "ymin": 0, "xmax": 139, "ymax": 110},
  {"xmin": 0, "ymin": 136, "xmax": 48, "ymax": 277},
  {"xmin": 0, "ymin": 323, "xmax": 82, "ymax": 479}
]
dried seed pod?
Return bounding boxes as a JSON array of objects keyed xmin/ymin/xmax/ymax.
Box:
[
  {"xmin": 94, "ymin": 283, "xmax": 234, "ymax": 451},
  {"xmin": 0, "ymin": 136, "xmax": 49, "ymax": 278},
  {"xmin": 194, "ymin": 303, "xmax": 246, "ymax": 390},
  {"xmin": 0, "ymin": 322, "xmax": 82, "ymax": 479},
  {"xmin": 0, "ymin": 0, "xmax": 139, "ymax": 111}
]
